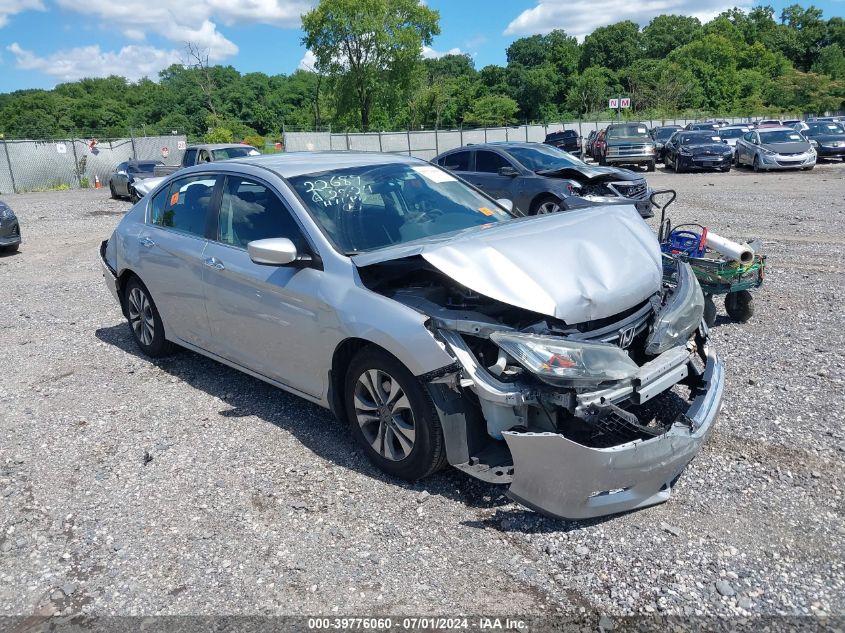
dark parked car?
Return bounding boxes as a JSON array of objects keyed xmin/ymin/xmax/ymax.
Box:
[
  {"xmin": 650, "ymin": 125, "xmax": 682, "ymax": 162},
  {"xmin": 433, "ymin": 142, "xmax": 653, "ymax": 217},
  {"xmin": 800, "ymin": 121, "xmax": 845, "ymax": 160},
  {"xmin": 663, "ymin": 131, "xmax": 733, "ymax": 172},
  {"xmin": 685, "ymin": 122, "xmax": 719, "ymax": 132},
  {"xmin": 109, "ymin": 160, "xmax": 162, "ymax": 202},
  {"xmin": 598, "ymin": 123, "xmax": 657, "ymax": 171},
  {"xmin": 0, "ymin": 199, "xmax": 21, "ymax": 252},
  {"xmin": 590, "ymin": 128, "xmax": 607, "ymax": 161},
  {"xmin": 584, "ymin": 130, "xmax": 598, "ymax": 157},
  {"xmin": 543, "ymin": 129, "xmax": 581, "ymax": 156}
]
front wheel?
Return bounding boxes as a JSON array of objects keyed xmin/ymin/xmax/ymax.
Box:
[
  {"xmin": 129, "ymin": 187, "xmax": 140, "ymax": 203},
  {"xmin": 109, "ymin": 182, "xmax": 118, "ymax": 199},
  {"xmin": 123, "ymin": 277, "xmax": 175, "ymax": 357},
  {"xmin": 647, "ymin": 160, "xmax": 656, "ymax": 172},
  {"xmin": 345, "ymin": 348, "xmax": 446, "ymax": 481},
  {"xmin": 703, "ymin": 294, "xmax": 717, "ymax": 328},
  {"xmin": 724, "ymin": 290, "xmax": 754, "ymax": 322},
  {"xmin": 530, "ymin": 194, "xmax": 562, "ymax": 215},
  {"xmin": 753, "ymin": 155, "xmax": 762, "ymax": 173}
]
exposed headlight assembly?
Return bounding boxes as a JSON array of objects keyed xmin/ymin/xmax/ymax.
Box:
[
  {"xmin": 645, "ymin": 262, "xmax": 705, "ymax": 355},
  {"xmin": 489, "ymin": 332, "xmax": 639, "ymax": 387}
]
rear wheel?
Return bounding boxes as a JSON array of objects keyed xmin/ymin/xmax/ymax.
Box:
[
  {"xmin": 123, "ymin": 277, "xmax": 175, "ymax": 357},
  {"xmin": 724, "ymin": 290, "xmax": 754, "ymax": 322},
  {"xmin": 531, "ymin": 194, "xmax": 563, "ymax": 215},
  {"xmin": 345, "ymin": 347, "xmax": 446, "ymax": 481}
]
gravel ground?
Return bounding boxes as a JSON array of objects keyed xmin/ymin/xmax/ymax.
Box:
[{"xmin": 1, "ymin": 163, "xmax": 844, "ymax": 625}]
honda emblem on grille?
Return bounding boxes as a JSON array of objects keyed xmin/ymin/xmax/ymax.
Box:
[{"xmin": 618, "ymin": 325, "xmax": 636, "ymax": 349}]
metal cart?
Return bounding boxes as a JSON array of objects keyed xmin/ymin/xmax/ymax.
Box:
[{"xmin": 651, "ymin": 190, "xmax": 766, "ymax": 326}]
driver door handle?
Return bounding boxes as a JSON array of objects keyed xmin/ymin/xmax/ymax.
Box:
[
  {"xmin": 139, "ymin": 236, "xmax": 155, "ymax": 248},
  {"xmin": 204, "ymin": 257, "xmax": 225, "ymax": 271}
]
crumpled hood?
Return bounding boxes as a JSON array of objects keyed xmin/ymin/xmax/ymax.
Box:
[
  {"xmin": 133, "ymin": 176, "xmax": 166, "ymax": 196},
  {"xmin": 355, "ymin": 206, "xmax": 662, "ymax": 324},
  {"xmin": 538, "ymin": 164, "xmax": 642, "ymax": 182}
]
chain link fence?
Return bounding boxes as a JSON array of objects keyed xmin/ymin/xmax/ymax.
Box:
[
  {"xmin": 0, "ymin": 134, "xmax": 188, "ymax": 194},
  {"xmin": 283, "ymin": 116, "xmax": 796, "ymax": 160}
]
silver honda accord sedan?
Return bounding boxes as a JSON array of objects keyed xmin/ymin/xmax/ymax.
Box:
[{"xmin": 100, "ymin": 152, "xmax": 725, "ymax": 520}]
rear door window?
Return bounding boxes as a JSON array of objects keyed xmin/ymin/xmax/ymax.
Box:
[
  {"xmin": 150, "ymin": 175, "xmax": 218, "ymax": 238},
  {"xmin": 438, "ymin": 151, "xmax": 471, "ymax": 172}
]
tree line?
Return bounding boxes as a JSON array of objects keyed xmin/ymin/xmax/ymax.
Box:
[{"xmin": 0, "ymin": 0, "xmax": 843, "ymax": 143}]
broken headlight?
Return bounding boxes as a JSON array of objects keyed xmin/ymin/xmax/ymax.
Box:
[
  {"xmin": 645, "ymin": 261, "xmax": 704, "ymax": 355},
  {"xmin": 489, "ymin": 332, "xmax": 639, "ymax": 387}
]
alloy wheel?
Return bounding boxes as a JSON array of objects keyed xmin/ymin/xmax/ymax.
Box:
[
  {"xmin": 537, "ymin": 201, "xmax": 561, "ymax": 214},
  {"xmin": 353, "ymin": 369, "xmax": 415, "ymax": 462},
  {"xmin": 127, "ymin": 287, "xmax": 155, "ymax": 346}
]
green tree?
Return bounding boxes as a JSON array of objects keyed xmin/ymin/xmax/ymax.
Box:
[
  {"xmin": 812, "ymin": 44, "xmax": 845, "ymax": 79},
  {"xmin": 580, "ymin": 21, "xmax": 642, "ymax": 71},
  {"xmin": 566, "ymin": 66, "xmax": 619, "ymax": 114},
  {"xmin": 463, "ymin": 95, "xmax": 519, "ymax": 127},
  {"xmin": 301, "ymin": 0, "xmax": 440, "ymax": 130},
  {"xmin": 642, "ymin": 15, "xmax": 702, "ymax": 59},
  {"xmin": 669, "ymin": 35, "xmax": 740, "ymax": 111}
]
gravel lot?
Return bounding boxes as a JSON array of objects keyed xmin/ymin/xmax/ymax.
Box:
[{"xmin": 1, "ymin": 163, "xmax": 844, "ymax": 624}]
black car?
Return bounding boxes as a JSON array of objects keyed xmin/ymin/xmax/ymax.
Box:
[
  {"xmin": 433, "ymin": 142, "xmax": 653, "ymax": 217},
  {"xmin": 0, "ymin": 199, "xmax": 21, "ymax": 252},
  {"xmin": 685, "ymin": 122, "xmax": 720, "ymax": 131},
  {"xmin": 650, "ymin": 125, "xmax": 682, "ymax": 162},
  {"xmin": 109, "ymin": 160, "xmax": 162, "ymax": 202},
  {"xmin": 543, "ymin": 129, "xmax": 581, "ymax": 157},
  {"xmin": 663, "ymin": 131, "xmax": 733, "ymax": 173},
  {"xmin": 801, "ymin": 121, "xmax": 845, "ymax": 160}
]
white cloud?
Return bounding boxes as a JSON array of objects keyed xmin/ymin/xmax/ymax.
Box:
[
  {"xmin": 504, "ymin": 0, "xmax": 751, "ymax": 39},
  {"xmin": 421, "ymin": 45, "xmax": 464, "ymax": 59},
  {"xmin": 7, "ymin": 41, "xmax": 181, "ymax": 81},
  {"xmin": 53, "ymin": 0, "xmax": 313, "ymax": 60},
  {"xmin": 0, "ymin": 0, "xmax": 43, "ymax": 28},
  {"xmin": 298, "ymin": 49, "xmax": 317, "ymax": 70}
]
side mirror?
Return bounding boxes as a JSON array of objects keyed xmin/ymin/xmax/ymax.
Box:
[
  {"xmin": 496, "ymin": 198, "xmax": 514, "ymax": 212},
  {"xmin": 498, "ymin": 166, "xmax": 519, "ymax": 177},
  {"xmin": 248, "ymin": 238, "xmax": 300, "ymax": 266}
]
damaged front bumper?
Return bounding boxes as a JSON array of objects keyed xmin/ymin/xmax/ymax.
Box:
[{"xmin": 438, "ymin": 329, "xmax": 724, "ymax": 520}]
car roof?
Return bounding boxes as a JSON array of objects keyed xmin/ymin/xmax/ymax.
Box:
[
  {"xmin": 191, "ymin": 143, "xmax": 254, "ymax": 150},
  {"xmin": 227, "ymin": 151, "xmax": 425, "ymax": 178},
  {"xmin": 756, "ymin": 126, "xmax": 797, "ymax": 132}
]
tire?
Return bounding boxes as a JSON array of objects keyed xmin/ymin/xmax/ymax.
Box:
[
  {"xmin": 598, "ymin": 155, "xmax": 607, "ymax": 166},
  {"xmin": 674, "ymin": 156, "xmax": 685, "ymax": 173},
  {"xmin": 530, "ymin": 194, "xmax": 563, "ymax": 215},
  {"xmin": 724, "ymin": 290, "xmax": 754, "ymax": 323},
  {"xmin": 720, "ymin": 165, "xmax": 731, "ymax": 172},
  {"xmin": 129, "ymin": 187, "xmax": 140, "ymax": 203},
  {"xmin": 109, "ymin": 182, "xmax": 117, "ymax": 199},
  {"xmin": 647, "ymin": 160, "xmax": 656, "ymax": 172},
  {"xmin": 703, "ymin": 294, "xmax": 717, "ymax": 328},
  {"xmin": 752, "ymin": 155, "xmax": 762, "ymax": 173},
  {"xmin": 1, "ymin": 243, "xmax": 20, "ymax": 253},
  {"xmin": 344, "ymin": 347, "xmax": 446, "ymax": 481},
  {"xmin": 122, "ymin": 277, "xmax": 175, "ymax": 357}
]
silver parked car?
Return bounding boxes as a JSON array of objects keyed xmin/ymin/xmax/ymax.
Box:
[
  {"xmin": 734, "ymin": 127, "xmax": 816, "ymax": 171},
  {"xmin": 99, "ymin": 152, "xmax": 725, "ymax": 520}
]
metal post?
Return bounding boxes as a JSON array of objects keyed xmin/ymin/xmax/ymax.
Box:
[
  {"xmin": 484, "ymin": 127, "xmax": 488, "ymax": 143},
  {"xmin": 130, "ymin": 131, "xmax": 137, "ymax": 160},
  {"xmin": 459, "ymin": 124, "xmax": 463, "ymax": 148},
  {"xmin": 378, "ymin": 130, "xmax": 383, "ymax": 152},
  {"xmin": 346, "ymin": 130, "xmax": 351, "ymax": 151},
  {"xmin": 434, "ymin": 124, "xmax": 438, "ymax": 156},
  {"xmin": 2, "ymin": 141, "xmax": 16, "ymax": 194},
  {"xmin": 406, "ymin": 129, "xmax": 411, "ymax": 156},
  {"xmin": 70, "ymin": 140, "xmax": 82, "ymax": 188},
  {"xmin": 525, "ymin": 123, "xmax": 529, "ymax": 142}
]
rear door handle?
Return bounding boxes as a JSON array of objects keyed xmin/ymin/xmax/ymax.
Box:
[
  {"xmin": 203, "ymin": 257, "xmax": 225, "ymax": 271},
  {"xmin": 139, "ymin": 237, "xmax": 155, "ymax": 248}
]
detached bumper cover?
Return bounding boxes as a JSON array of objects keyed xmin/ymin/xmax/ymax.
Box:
[
  {"xmin": 99, "ymin": 240, "xmax": 120, "ymax": 304},
  {"xmin": 502, "ymin": 349, "xmax": 724, "ymax": 520}
]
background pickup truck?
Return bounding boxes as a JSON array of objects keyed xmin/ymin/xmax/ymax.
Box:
[{"xmin": 153, "ymin": 143, "xmax": 261, "ymax": 177}]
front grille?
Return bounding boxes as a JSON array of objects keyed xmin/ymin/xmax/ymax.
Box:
[
  {"xmin": 564, "ymin": 300, "xmax": 654, "ymax": 348},
  {"xmin": 608, "ymin": 144, "xmax": 650, "ymax": 156},
  {"xmin": 611, "ymin": 182, "xmax": 647, "ymax": 199}
]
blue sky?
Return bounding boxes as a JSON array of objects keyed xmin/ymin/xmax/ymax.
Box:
[{"xmin": 0, "ymin": 0, "xmax": 842, "ymax": 93}]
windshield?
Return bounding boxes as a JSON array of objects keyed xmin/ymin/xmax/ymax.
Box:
[
  {"xmin": 288, "ymin": 162, "xmax": 513, "ymax": 254},
  {"xmin": 505, "ymin": 144, "xmax": 585, "ymax": 171},
  {"xmin": 607, "ymin": 124, "xmax": 649, "ymax": 139},
  {"xmin": 128, "ymin": 162, "xmax": 159, "ymax": 174},
  {"xmin": 759, "ymin": 130, "xmax": 807, "ymax": 144},
  {"xmin": 807, "ymin": 123, "xmax": 844, "ymax": 135},
  {"xmin": 212, "ymin": 147, "xmax": 261, "ymax": 160},
  {"xmin": 679, "ymin": 133, "xmax": 718, "ymax": 145},
  {"xmin": 719, "ymin": 128, "xmax": 747, "ymax": 139},
  {"xmin": 654, "ymin": 128, "xmax": 679, "ymax": 141}
]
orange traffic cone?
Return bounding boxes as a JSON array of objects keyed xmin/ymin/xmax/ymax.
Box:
[{"xmin": 94, "ymin": 175, "xmax": 101, "ymax": 189}]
